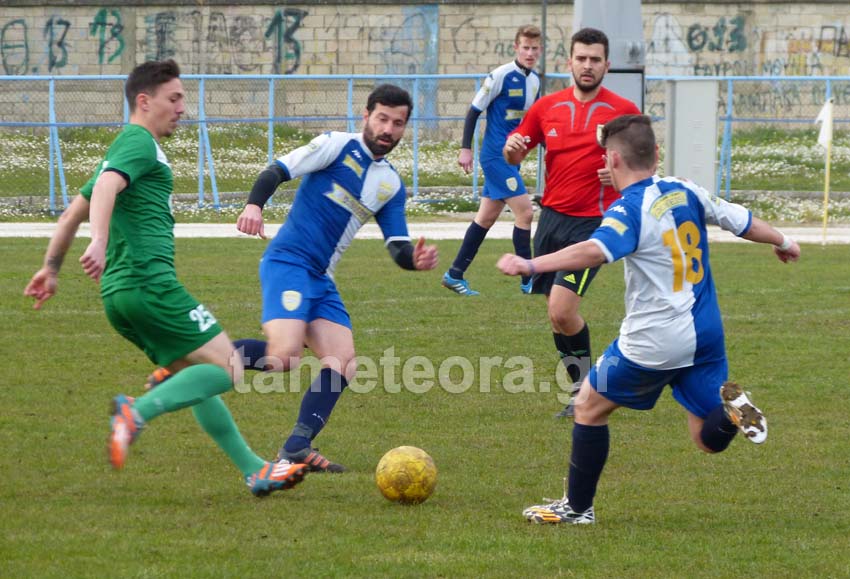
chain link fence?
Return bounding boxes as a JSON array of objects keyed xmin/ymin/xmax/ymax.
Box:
[{"xmin": 2, "ymin": 74, "xmax": 848, "ymax": 211}]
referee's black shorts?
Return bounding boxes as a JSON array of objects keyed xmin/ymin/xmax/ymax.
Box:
[{"xmin": 532, "ymin": 207, "xmax": 602, "ymax": 297}]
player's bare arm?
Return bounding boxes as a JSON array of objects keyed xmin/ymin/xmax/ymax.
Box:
[
  {"xmin": 498, "ymin": 240, "xmax": 606, "ymax": 277},
  {"xmin": 24, "ymin": 194, "xmax": 90, "ymax": 309},
  {"xmin": 741, "ymin": 216, "xmax": 801, "ymax": 263},
  {"xmin": 80, "ymin": 171, "xmax": 127, "ymax": 282}
]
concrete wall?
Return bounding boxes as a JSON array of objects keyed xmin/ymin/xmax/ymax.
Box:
[
  {"xmin": 1, "ymin": 3, "xmax": 848, "ymax": 127},
  {"xmin": 1, "ymin": 2, "xmax": 849, "ymax": 77}
]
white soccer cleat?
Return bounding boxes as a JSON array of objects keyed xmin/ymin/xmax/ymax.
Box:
[{"xmin": 721, "ymin": 381, "xmax": 767, "ymax": 444}]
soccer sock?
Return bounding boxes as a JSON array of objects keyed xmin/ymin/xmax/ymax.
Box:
[
  {"xmin": 283, "ymin": 368, "xmax": 349, "ymax": 454},
  {"xmin": 233, "ymin": 338, "xmax": 267, "ymax": 370},
  {"xmin": 700, "ymin": 404, "xmax": 739, "ymax": 452},
  {"xmin": 192, "ymin": 395, "xmax": 265, "ymax": 476},
  {"xmin": 568, "ymin": 423, "xmax": 610, "ymax": 512},
  {"xmin": 512, "ymin": 226, "xmax": 532, "ymax": 285},
  {"xmin": 448, "ymin": 221, "xmax": 489, "ymax": 279},
  {"xmin": 133, "ymin": 363, "xmax": 233, "ymax": 422},
  {"xmin": 553, "ymin": 323, "xmax": 591, "ymax": 384}
]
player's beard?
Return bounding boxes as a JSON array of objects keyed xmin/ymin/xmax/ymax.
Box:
[{"xmin": 363, "ymin": 124, "xmax": 400, "ymax": 157}]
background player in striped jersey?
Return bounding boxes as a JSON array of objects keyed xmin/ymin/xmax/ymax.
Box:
[
  {"xmin": 235, "ymin": 84, "xmax": 439, "ymax": 473},
  {"xmin": 504, "ymin": 28, "xmax": 641, "ymax": 418},
  {"xmin": 442, "ymin": 24, "xmax": 541, "ymax": 296},
  {"xmin": 499, "ymin": 114, "xmax": 800, "ymax": 524}
]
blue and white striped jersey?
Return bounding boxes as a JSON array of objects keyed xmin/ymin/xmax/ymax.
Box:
[
  {"xmin": 264, "ymin": 131, "xmax": 411, "ymax": 276},
  {"xmin": 590, "ymin": 176, "xmax": 753, "ymax": 369},
  {"xmin": 471, "ymin": 61, "xmax": 540, "ymax": 161}
]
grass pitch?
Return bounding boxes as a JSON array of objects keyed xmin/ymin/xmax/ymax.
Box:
[{"xmin": 2, "ymin": 238, "xmax": 848, "ymax": 577}]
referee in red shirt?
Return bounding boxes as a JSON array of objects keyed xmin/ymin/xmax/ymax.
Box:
[{"xmin": 504, "ymin": 28, "xmax": 640, "ymax": 418}]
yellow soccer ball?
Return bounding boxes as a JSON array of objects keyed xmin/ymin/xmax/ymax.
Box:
[{"xmin": 375, "ymin": 446, "xmax": 437, "ymax": 505}]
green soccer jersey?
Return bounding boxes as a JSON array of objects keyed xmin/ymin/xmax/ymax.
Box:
[{"xmin": 81, "ymin": 124, "xmax": 176, "ymax": 296}]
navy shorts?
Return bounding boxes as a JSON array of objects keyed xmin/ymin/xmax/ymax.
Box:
[{"xmin": 588, "ymin": 339, "xmax": 728, "ymax": 419}]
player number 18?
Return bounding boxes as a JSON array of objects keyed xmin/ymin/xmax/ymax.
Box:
[{"xmin": 662, "ymin": 221, "xmax": 704, "ymax": 292}]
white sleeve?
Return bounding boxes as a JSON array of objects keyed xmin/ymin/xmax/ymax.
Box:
[
  {"xmin": 689, "ymin": 180, "xmax": 752, "ymax": 236},
  {"xmin": 470, "ymin": 68, "xmax": 505, "ymax": 112},
  {"xmin": 276, "ymin": 132, "xmax": 346, "ymax": 180}
]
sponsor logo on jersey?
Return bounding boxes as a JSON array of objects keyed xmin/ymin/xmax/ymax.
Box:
[
  {"xmin": 547, "ymin": 128, "xmax": 558, "ymax": 137},
  {"xmin": 506, "ymin": 177, "xmax": 518, "ymax": 192},
  {"xmin": 600, "ymin": 217, "xmax": 629, "ymax": 235},
  {"xmin": 508, "ymin": 88, "xmax": 524, "ymax": 97},
  {"xmin": 282, "ymin": 290, "xmax": 302, "ymax": 312},
  {"xmin": 504, "ymin": 109, "xmax": 525, "ymax": 120},
  {"xmin": 377, "ymin": 181, "xmax": 395, "ymax": 201},
  {"xmin": 650, "ymin": 190, "xmax": 688, "ymax": 219},
  {"xmin": 325, "ymin": 182, "xmax": 374, "ymax": 222},
  {"xmin": 610, "ymin": 205, "xmax": 628, "ymax": 215},
  {"xmin": 343, "ymin": 154, "xmax": 365, "ymax": 178}
]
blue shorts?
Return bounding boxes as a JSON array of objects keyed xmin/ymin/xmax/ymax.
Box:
[
  {"xmin": 481, "ymin": 157, "xmax": 526, "ymax": 200},
  {"xmin": 259, "ymin": 258, "xmax": 351, "ymax": 329},
  {"xmin": 588, "ymin": 339, "xmax": 727, "ymax": 419}
]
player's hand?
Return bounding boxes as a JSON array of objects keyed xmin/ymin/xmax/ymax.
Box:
[
  {"xmin": 413, "ymin": 237, "xmax": 438, "ymax": 271},
  {"xmin": 497, "ymin": 253, "xmax": 531, "ymax": 276},
  {"xmin": 504, "ymin": 134, "xmax": 530, "ymax": 155},
  {"xmin": 458, "ymin": 148, "xmax": 474, "ymax": 174},
  {"xmin": 80, "ymin": 239, "xmax": 107, "ymax": 282},
  {"xmin": 24, "ymin": 267, "xmax": 58, "ymax": 309},
  {"xmin": 597, "ymin": 166, "xmax": 613, "ymax": 187},
  {"xmin": 773, "ymin": 239, "xmax": 801, "ymax": 263},
  {"xmin": 237, "ymin": 204, "xmax": 266, "ymax": 239}
]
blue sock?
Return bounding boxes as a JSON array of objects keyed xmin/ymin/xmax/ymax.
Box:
[
  {"xmin": 449, "ymin": 221, "xmax": 489, "ymax": 279},
  {"xmin": 233, "ymin": 339, "xmax": 267, "ymax": 370},
  {"xmin": 568, "ymin": 423, "xmax": 610, "ymax": 512},
  {"xmin": 700, "ymin": 404, "xmax": 738, "ymax": 452},
  {"xmin": 284, "ymin": 368, "xmax": 348, "ymax": 454},
  {"xmin": 512, "ymin": 226, "xmax": 532, "ymax": 285}
]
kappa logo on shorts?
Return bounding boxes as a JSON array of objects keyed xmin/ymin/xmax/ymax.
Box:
[
  {"xmin": 282, "ymin": 290, "xmax": 302, "ymax": 312},
  {"xmin": 506, "ymin": 177, "xmax": 518, "ymax": 192}
]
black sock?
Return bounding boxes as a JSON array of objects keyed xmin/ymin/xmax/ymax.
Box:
[
  {"xmin": 512, "ymin": 226, "xmax": 532, "ymax": 285},
  {"xmin": 449, "ymin": 221, "xmax": 489, "ymax": 279},
  {"xmin": 232, "ymin": 339, "xmax": 267, "ymax": 370},
  {"xmin": 568, "ymin": 423, "xmax": 610, "ymax": 512},
  {"xmin": 553, "ymin": 323, "xmax": 591, "ymax": 384},
  {"xmin": 700, "ymin": 404, "xmax": 738, "ymax": 452}
]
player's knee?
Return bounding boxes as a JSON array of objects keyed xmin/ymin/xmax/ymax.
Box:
[
  {"xmin": 513, "ymin": 205, "xmax": 533, "ymax": 227},
  {"xmin": 263, "ymin": 345, "xmax": 302, "ymax": 372},
  {"xmin": 548, "ymin": 309, "xmax": 579, "ymax": 333}
]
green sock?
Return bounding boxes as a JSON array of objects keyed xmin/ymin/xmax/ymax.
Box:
[
  {"xmin": 192, "ymin": 396, "xmax": 265, "ymax": 476},
  {"xmin": 133, "ymin": 364, "xmax": 233, "ymax": 422}
]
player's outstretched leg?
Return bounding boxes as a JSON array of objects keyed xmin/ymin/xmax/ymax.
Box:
[
  {"xmin": 245, "ymin": 460, "xmax": 308, "ymax": 497},
  {"xmin": 721, "ymin": 381, "xmax": 767, "ymax": 443}
]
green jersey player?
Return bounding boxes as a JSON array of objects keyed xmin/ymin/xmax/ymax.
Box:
[{"xmin": 24, "ymin": 59, "xmax": 306, "ymax": 497}]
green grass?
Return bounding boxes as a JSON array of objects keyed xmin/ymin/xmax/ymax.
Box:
[{"xmin": 2, "ymin": 238, "xmax": 849, "ymax": 577}]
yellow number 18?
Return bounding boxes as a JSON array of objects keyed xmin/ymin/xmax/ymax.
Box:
[{"xmin": 661, "ymin": 221, "xmax": 704, "ymax": 292}]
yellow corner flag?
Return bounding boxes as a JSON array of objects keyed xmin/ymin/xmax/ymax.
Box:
[{"xmin": 815, "ymin": 98, "xmax": 834, "ymax": 245}]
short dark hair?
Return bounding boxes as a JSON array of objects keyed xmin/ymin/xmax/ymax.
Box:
[
  {"xmin": 367, "ymin": 84, "xmax": 413, "ymax": 121},
  {"xmin": 599, "ymin": 114, "xmax": 656, "ymax": 171},
  {"xmin": 571, "ymin": 27, "xmax": 609, "ymax": 60},
  {"xmin": 125, "ymin": 59, "xmax": 181, "ymax": 112},
  {"xmin": 515, "ymin": 24, "xmax": 542, "ymax": 44}
]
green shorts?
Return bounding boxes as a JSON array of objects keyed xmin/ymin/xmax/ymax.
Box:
[{"xmin": 102, "ymin": 278, "xmax": 223, "ymax": 366}]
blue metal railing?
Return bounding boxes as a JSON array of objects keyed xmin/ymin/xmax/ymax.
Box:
[{"xmin": 1, "ymin": 73, "xmax": 847, "ymax": 210}]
